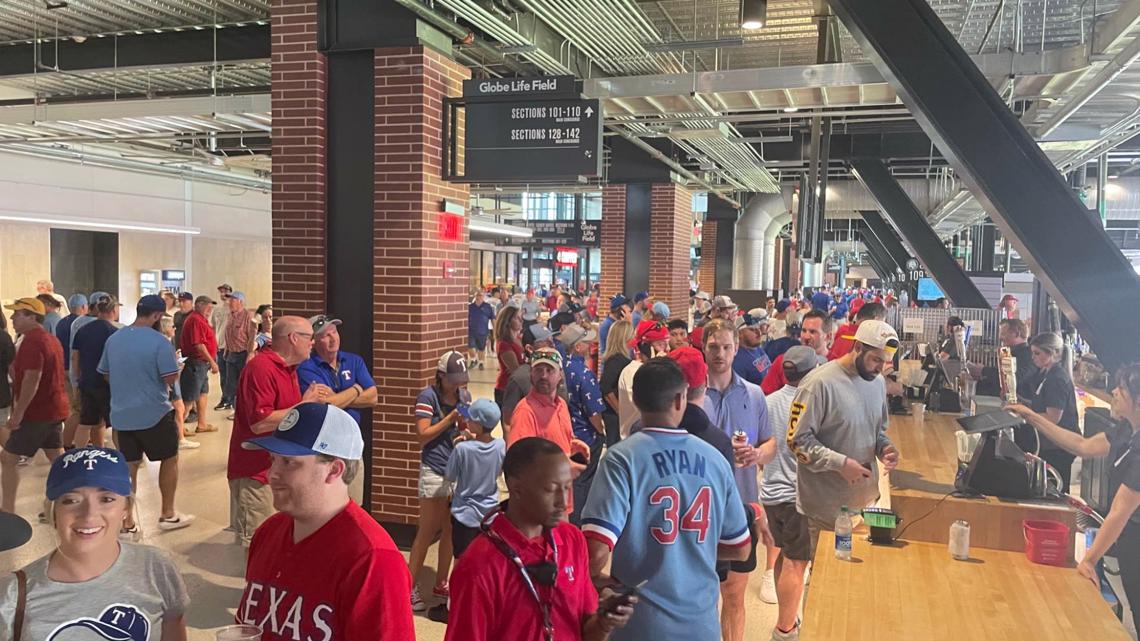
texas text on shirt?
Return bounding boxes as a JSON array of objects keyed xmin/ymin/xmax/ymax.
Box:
[
  {"xmin": 580, "ymin": 428, "xmax": 749, "ymax": 641},
  {"xmin": 238, "ymin": 502, "xmax": 414, "ymax": 641}
]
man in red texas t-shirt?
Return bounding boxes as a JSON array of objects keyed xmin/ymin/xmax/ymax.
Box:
[{"xmin": 236, "ymin": 402, "xmax": 414, "ymax": 641}]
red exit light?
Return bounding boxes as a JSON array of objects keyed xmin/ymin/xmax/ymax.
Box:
[{"xmin": 439, "ymin": 213, "xmax": 463, "ymax": 241}]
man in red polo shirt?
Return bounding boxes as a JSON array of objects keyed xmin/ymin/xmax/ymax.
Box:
[
  {"xmin": 446, "ymin": 436, "xmax": 636, "ymax": 641},
  {"xmin": 2, "ymin": 297, "xmax": 69, "ymax": 514},
  {"xmin": 227, "ymin": 315, "xmax": 329, "ymax": 546},
  {"xmin": 827, "ymin": 301, "xmax": 886, "ymax": 361},
  {"xmin": 179, "ymin": 295, "xmax": 221, "ymax": 434}
]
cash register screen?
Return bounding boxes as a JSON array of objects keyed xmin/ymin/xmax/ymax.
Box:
[{"xmin": 956, "ymin": 410, "xmax": 1024, "ymax": 434}]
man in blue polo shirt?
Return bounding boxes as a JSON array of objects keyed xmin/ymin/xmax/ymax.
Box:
[
  {"xmin": 559, "ymin": 323, "xmax": 606, "ymax": 525},
  {"xmin": 701, "ymin": 317, "xmax": 776, "ymax": 641},
  {"xmin": 296, "ymin": 314, "xmax": 377, "ymax": 504}
]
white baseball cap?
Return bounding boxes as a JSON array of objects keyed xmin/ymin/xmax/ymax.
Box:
[
  {"xmin": 243, "ymin": 403, "xmax": 364, "ymax": 460},
  {"xmin": 853, "ymin": 320, "xmax": 900, "ymax": 355}
]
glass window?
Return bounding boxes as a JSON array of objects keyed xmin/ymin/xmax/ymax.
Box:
[
  {"xmin": 583, "ymin": 193, "xmax": 602, "ymax": 220},
  {"xmin": 481, "ymin": 250, "xmax": 494, "ymax": 287}
]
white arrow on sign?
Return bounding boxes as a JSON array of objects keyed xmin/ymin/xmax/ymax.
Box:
[{"xmin": 585, "ymin": 106, "xmax": 594, "ymax": 118}]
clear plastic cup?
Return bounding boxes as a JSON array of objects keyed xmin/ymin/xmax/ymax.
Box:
[
  {"xmin": 216, "ymin": 625, "xmax": 261, "ymax": 641},
  {"xmin": 912, "ymin": 402, "xmax": 926, "ymax": 425}
]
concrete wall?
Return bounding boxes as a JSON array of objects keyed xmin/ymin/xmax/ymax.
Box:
[{"xmin": 0, "ymin": 153, "xmax": 271, "ymax": 316}]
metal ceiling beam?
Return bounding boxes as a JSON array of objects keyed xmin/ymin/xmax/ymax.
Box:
[
  {"xmin": 849, "ymin": 158, "xmax": 988, "ymax": 308},
  {"xmin": 834, "ymin": 0, "xmax": 1140, "ymax": 372},
  {"xmin": 0, "ymin": 93, "xmax": 270, "ymax": 125},
  {"xmin": 1093, "ymin": 0, "xmax": 1140, "ymax": 54},
  {"xmin": 858, "ymin": 229, "xmax": 901, "ymax": 284},
  {"xmin": 0, "ymin": 25, "xmax": 269, "ymax": 78},
  {"xmin": 859, "ymin": 209, "xmax": 913, "ymax": 272},
  {"xmin": 582, "ymin": 47, "xmax": 1090, "ymax": 100}
]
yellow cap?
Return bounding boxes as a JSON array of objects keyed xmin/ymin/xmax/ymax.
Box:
[{"xmin": 4, "ymin": 297, "xmax": 46, "ymax": 315}]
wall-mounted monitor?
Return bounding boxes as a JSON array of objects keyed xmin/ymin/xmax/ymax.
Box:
[{"xmin": 917, "ymin": 277, "xmax": 946, "ymax": 301}]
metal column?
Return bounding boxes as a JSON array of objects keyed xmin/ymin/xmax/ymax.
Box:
[
  {"xmin": 831, "ymin": 0, "xmax": 1140, "ymax": 371},
  {"xmin": 860, "ymin": 226, "xmax": 901, "ymax": 286},
  {"xmin": 850, "ymin": 158, "xmax": 988, "ymax": 307}
]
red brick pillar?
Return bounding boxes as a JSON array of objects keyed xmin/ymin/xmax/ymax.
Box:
[
  {"xmin": 370, "ymin": 47, "xmax": 471, "ymax": 524},
  {"xmin": 649, "ymin": 183, "xmax": 693, "ymax": 321},
  {"xmin": 270, "ymin": 0, "xmax": 326, "ymax": 316},
  {"xmin": 698, "ymin": 220, "xmax": 717, "ymax": 294},
  {"xmin": 600, "ymin": 184, "xmax": 626, "ymax": 299}
]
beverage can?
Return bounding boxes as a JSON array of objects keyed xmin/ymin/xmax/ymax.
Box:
[
  {"xmin": 732, "ymin": 430, "xmax": 748, "ymax": 444},
  {"xmin": 950, "ymin": 520, "xmax": 970, "ymax": 560}
]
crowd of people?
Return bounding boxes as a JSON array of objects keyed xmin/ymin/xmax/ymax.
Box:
[{"xmin": 0, "ymin": 276, "xmax": 1137, "ymax": 641}]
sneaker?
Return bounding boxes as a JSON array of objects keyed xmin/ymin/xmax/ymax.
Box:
[
  {"xmin": 119, "ymin": 525, "xmax": 140, "ymax": 541},
  {"xmin": 760, "ymin": 568, "xmax": 778, "ymax": 604},
  {"xmin": 432, "ymin": 582, "xmax": 449, "ymax": 599},
  {"xmin": 186, "ymin": 411, "xmax": 199, "ymax": 424},
  {"xmin": 17, "ymin": 456, "xmax": 29, "ymax": 467},
  {"xmin": 158, "ymin": 513, "xmax": 195, "ymax": 531},
  {"xmin": 478, "ymin": 361, "xmax": 485, "ymax": 370},
  {"xmin": 179, "ymin": 439, "xmax": 201, "ymax": 450},
  {"xmin": 771, "ymin": 623, "xmax": 800, "ymax": 641},
  {"xmin": 411, "ymin": 586, "xmax": 427, "ymax": 612},
  {"xmin": 426, "ymin": 603, "xmax": 449, "ymax": 623},
  {"xmin": 214, "ymin": 401, "xmax": 227, "ymax": 411}
]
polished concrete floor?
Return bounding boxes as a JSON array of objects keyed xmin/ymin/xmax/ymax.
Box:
[{"xmin": 0, "ymin": 359, "xmax": 783, "ymax": 641}]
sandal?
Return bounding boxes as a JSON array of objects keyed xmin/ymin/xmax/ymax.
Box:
[{"xmin": 195, "ymin": 424, "xmax": 219, "ymax": 433}]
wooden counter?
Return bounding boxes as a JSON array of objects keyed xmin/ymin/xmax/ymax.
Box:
[
  {"xmin": 801, "ymin": 532, "xmax": 1131, "ymax": 641},
  {"xmin": 887, "ymin": 411, "xmax": 1077, "ymax": 557}
]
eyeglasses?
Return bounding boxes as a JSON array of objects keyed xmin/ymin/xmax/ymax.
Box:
[{"xmin": 293, "ymin": 331, "xmax": 314, "ymax": 340}]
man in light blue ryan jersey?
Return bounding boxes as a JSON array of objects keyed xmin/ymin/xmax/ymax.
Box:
[{"xmin": 582, "ymin": 358, "xmax": 770, "ymax": 641}]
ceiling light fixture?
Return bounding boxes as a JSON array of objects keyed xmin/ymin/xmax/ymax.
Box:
[
  {"xmin": 741, "ymin": 0, "xmax": 768, "ymax": 30},
  {"xmin": 783, "ymin": 107, "xmax": 799, "ymax": 113},
  {"xmin": 0, "ymin": 213, "xmax": 201, "ymax": 236}
]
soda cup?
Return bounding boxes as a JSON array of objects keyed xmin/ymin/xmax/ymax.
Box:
[{"xmin": 216, "ymin": 625, "xmax": 261, "ymax": 641}]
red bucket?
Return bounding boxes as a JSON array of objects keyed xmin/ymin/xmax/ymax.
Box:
[{"xmin": 1023, "ymin": 520, "xmax": 1070, "ymax": 567}]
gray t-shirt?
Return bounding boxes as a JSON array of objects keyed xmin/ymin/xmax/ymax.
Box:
[
  {"xmin": 760, "ymin": 384, "xmax": 800, "ymax": 506},
  {"xmin": 0, "ymin": 543, "xmax": 189, "ymax": 641},
  {"xmin": 520, "ymin": 299, "xmax": 542, "ymax": 321},
  {"xmin": 787, "ymin": 360, "xmax": 892, "ymax": 524}
]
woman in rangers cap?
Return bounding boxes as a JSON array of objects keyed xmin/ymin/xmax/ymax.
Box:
[{"xmin": 0, "ymin": 447, "xmax": 189, "ymax": 641}]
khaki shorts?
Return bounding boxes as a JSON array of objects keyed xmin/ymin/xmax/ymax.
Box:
[
  {"xmin": 229, "ymin": 478, "xmax": 274, "ymax": 547},
  {"xmin": 66, "ymin": 382, "xmax": 81, "ymax": 413},
  {"xmin": 418, "ymin": 464, "xmax": 453, "ymax": 499},
  {"xmin": 348, "ymin": 467, "xmax": 365, "ymax": 506}
]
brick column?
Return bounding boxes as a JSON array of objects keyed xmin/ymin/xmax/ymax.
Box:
[
  {"xmin": 271, "ymin": 0, "xmax": 326, "ymax": 317},
  {"xmin": 599, "ymin": 184, "xmax": 626, "ymax": 298},
  {"xmin": 698, "ymin": 219, "xmax": 717, "ymax": 294},
  {"xmin": 370, "ymin": 47, "xmax": 471, "ymax": 524},
  {"xmin": 649, "ymin": 183, "xmax": 692, "ymax": 320}
]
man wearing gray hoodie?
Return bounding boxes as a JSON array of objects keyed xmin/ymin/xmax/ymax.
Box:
[{"xmin": 787, "ymin": 320, "xmax": 901, "ymax": 554}]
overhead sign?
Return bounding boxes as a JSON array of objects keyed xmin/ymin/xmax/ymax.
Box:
[
  {"xmin": 463, "ymin": 99, "xmax": 603, "ymax": 182},
  {"xmin": 463, "ymin": 75, "xmax": 578, "ymax": 100},
  {"xmin": 507, "ymin": 220, "xmax": 602, "ymax": 247}
]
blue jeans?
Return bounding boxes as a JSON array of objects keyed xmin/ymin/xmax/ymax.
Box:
[
  {"xmin": 217, "ymin": 348, "xmax": 229, "ymax": 403},
  {"xmin": 223, "ymin": 351, "xmax": 248, "ymax": 406}
]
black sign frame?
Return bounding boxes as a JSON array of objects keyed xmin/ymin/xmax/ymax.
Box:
[{"xmin": 443, "ymin": 96, "xmax": 602, "ymax": 183}]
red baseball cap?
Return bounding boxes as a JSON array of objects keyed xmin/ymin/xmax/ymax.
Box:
[
  {"xmin": 628, "ymin": 319, "xmax": 669, "ymax": 348},
  {"xmin": 668, "ymin": 346, "xmax": 707, "ymax": 390}
]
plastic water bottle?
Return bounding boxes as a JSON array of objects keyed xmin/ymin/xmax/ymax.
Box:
[{"xmin": 835, "ymin": 506, "xmax": 853, "ymax": 561}]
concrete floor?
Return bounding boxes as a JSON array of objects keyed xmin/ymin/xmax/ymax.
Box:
[{"xmin": 0, "ymin": 359, "xmax": 782, "ymax": 641}]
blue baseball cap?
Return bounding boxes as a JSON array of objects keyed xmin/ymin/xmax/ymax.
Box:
[
  {"xmin": 652, "ymin": 301, "xmax": 671, "ymax": 318},
  {"xmin": 136, "ymin": 294, "xmax": 166, "ymax": 315},
  {"xmin": 46, "ymin": 447, "xmax": 133, "ymax": 500},
  {"xmin": 610, "ymin": 294, "xmax": 629, "ymax": 311},
  {"xmin": 775, "ymin": 298, "xmax": 791, "ymax": 313},
  {"xmin": 90, "ymin": 291, "xmax": 111, "ymax": 304},
  {"xmin": 465, "ymin": 399, "xmax": 501, "ymax": 430},
  {"xmin": 634, "ymin": 290, "xmax": 650, "ymax": 303},
  {"xmin": 55, "ymin": 604, "xmax": 150, "ymax": 641},
  {"xmin": 67, "ymin": 293, "xmax": 88, "ymax": 309},
  {"xmin": 244, "ymin": 402, "xmax": 364, "ymax": 460},
  {"xmin": 230, "ymin": 291, "xmax": 247, "ymax": 302}
]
